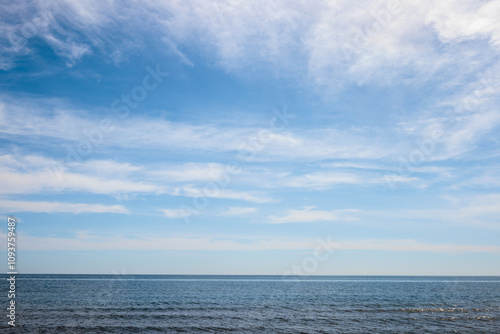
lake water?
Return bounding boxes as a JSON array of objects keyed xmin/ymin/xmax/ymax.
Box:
[{"xmin": 2, "ymin": 275, "xmax": 500, "ymax": 333}]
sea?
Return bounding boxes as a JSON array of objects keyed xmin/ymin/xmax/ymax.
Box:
[{"xmin": 1, "ymin": 275, "xmax": 499, "ymax": 333}]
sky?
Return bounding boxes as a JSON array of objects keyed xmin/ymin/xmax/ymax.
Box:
[{"xmin": 0, "ymin": 0, "xmax": 499, "ymax": 275}]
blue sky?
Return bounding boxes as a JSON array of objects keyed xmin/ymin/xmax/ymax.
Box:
[{"xmin": 1, "ymin": 0, "xmax": 500, "ymax": 275}]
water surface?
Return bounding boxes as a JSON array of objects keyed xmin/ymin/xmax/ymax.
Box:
[{"xmin": 3, "ymin": 275, "xmax": 499, "ymax": 333}]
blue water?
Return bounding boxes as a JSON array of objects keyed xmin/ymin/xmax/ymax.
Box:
[{"xmin": 2, "ymin": 275, "xmax": 499, "ymax": 333}]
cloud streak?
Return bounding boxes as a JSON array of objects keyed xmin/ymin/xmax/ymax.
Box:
[
  {"xmin": 0, "ymin": 200, "xmax": 129, "ymax": 214},
  {"xmin": 219, "ymin": 207, "xmax": 258, "ymax": 216},
  {"xmin": 3, "ymin": 231, "xmax": 499, "ymax": 253},
  {"xmin": 268, "ymin": 206, "xmax": 359, "ymax": 224}
]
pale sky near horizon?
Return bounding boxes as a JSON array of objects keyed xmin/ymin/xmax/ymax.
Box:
[{"xmin": 1, "ymin": 0, "xmax": 500, "ymax": 275}]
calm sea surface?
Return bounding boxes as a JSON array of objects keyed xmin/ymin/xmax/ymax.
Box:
[{"xmin": 2, "ymin": 275, "xmax": 499, "ymax": 333}]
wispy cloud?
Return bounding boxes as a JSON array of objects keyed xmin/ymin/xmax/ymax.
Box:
[
  {"xmin": 333, "ymin": 239, "xmax": 500, "ymax": 253},
  {"xmin": 454, "ymin": 166, "xmax": 500, "ymax": 189},
  {"xmin": 153, "ymin": 0, "xmax": 500, "ymax": 91},
  {"xmin": 268, "ymin": 206, "xmax": 359, "ymax": 224},
  {"xmin": 0, "ymin": 96, "xmax": 395, "ymax": 162},
  {"xmin": 2, "ymin": 231, "xmax": 498, "ymax": 253},
  {"xmin": 0, "ymin": 200, "xmax": 129, "ymax": 214},
  {"xmin": 283, "ymin": 171, "xmax": 422, "ymax": 189},
  {"xmin": 396, "ymin": 64, "xmax": 500, "ymax": 161},
  {"xmin": 0, "ymin": 166, "xmax": 160, "ymax": 195},
  {"xmin": 4, "ymin": 0, "xmax": 500, "ymax": 90},
  {"xmin": 149, "ymin": 163, "xmax": 228, "ymax": 183},
  {"xmin": 219, "ymin": 207, "xmax": 258, "ymax": 216},
  {"xmin": 0, "ymin": 152, "xmax": 275, "ymax": 203},
  {"xmin": 363, "ymin": 193, "xmax": 500, "ymax": 230},
  {"xmin": 180, "ymin": 186, "xmax": 272, "ymax": 203},
  {"xmin": 162, "ymin": 208, "xmax": 195, "ymax": 219}
]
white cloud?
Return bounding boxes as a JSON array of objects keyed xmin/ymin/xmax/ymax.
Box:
[
  {"xmin": 0, "ymin": 0, "xmax": 139, "ymax": 69},
  {"xmin": 138, "ymin": 0, "xmax": 500, "ymax": 91},
  {"xmin": 0, "ymin": 200, "xmax": 129, "ymax": 214},
  {"xmin": 283, "ymin": 171, "xmax": 421, "ymax": 189},
  {"xmin": 0, "ymin": 153, "xmax": 161, "ymax": 195},
  {"xmin": 43, "ymin": 34, "xmax": 91, "ymax": 67},
  {"xmin": 424, "ymin": 0, "xmax": 500, "ymax": 47},
  {"xmin": 0, "ymin": 167, "xmax": 160, "ymax": 195},
  {"xmin": 3, "ymin": 0, "xmax": 500, "ymax": 90},
  {"xmin": 180, "ymin": 186, "xmax": 273, "ymax": 203},
  {"xmin": 0, "ymin": 96, "xmax": 396, "ymax": 162},
  {"xmin": 364, "ymin": 193, "xmax": 500, "ymax": 229},
  {"xmin": 162, "ymin": 208, "xmax": 195, "ymax": 219},
  {"xmin": 219, "ymin": 207, "xmax": 258, "ymax": 216},
  {"xmin": 321, "ymin": 162, "xmax": 389, "ymax": 170},
  {"xmin": 455, "ymin": 166, "xmax": 500, "ymax": 188},
  {"xmin": 71, "ymin": 160, "xmax": 142, "ymax": 176},
  {"xmin": 149, "ymin": 163, "xmax": 228, "ymax": 183},
  {"xmin": 2, "ymin": 231, "xmax": 498, "ymax": 253},
  {"xmin": 333, "ymin": 239, "xmax": 500, "ymax": 253},
  {"xmin": 396, "ymin": 63, "xmax": 500, "ymax": 161},
  {"xmin": 0, "ymin": 153, "xmax": 273, "ymax": 202},
  {"xmin": 447, "ymin": 194, "xmax": 500, "ymax": 228},
  {"xmin": 268, "ymin": 206, "xmax": 359, "ymax": 224}
]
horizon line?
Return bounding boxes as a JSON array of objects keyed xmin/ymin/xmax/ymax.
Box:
[{"xmin": 5, "ymin": 273, "xmax": 500, "ymax": 277}]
